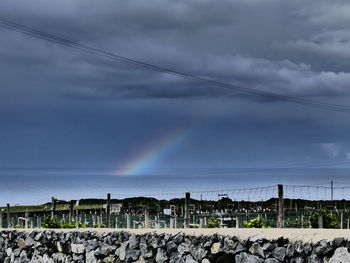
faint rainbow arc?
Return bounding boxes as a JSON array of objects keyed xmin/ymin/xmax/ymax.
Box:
[{"xmin": 113, "ymin": 125, "xmax": 196, "ymax": 176}]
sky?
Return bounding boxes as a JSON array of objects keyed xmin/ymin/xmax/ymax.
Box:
[{"xmin": 1, "ymin": 0, "xmax": 350, "ymax": 204}]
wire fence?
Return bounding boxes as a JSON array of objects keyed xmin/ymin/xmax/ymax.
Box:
[{"xmin": 2, "ymin": 182, "xmax": 350, "ymax": 229}]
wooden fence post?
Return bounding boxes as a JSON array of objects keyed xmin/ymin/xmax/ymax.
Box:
[
  {"xmin": 106, "ymin": 193, "xmax": 111, "ymax": 228},
  {"xmin": 184, "ymin": 192, "xmax": 190, "ymax": 228},
  {"xmin": 126, "ymin": 213, "xmax": 131, "ymax": 229},
  {"xmin": 6, "ymin": 204, "xmax": 11, "ymax": 228},
  {"xmin": 277, "ymin": 184, "xmax": 284, "ymax": 228},
  {"xmin": 69, "ymin": 200, "xmax": 74, "ymax": 221},
  {"xmin": 318, "ymin": 215, "xmax": 323, "ymax": 228},
  {"xmin": 144, "ymin": 207, "xmax": 150, "ymax": 229},
  {"xmin": 25, "ymin": 212, "xmax": 29, "ymax": 229},
  {"xmin": 51, "ymin": 197, "xmax": 56, "ymax": 218},
  {"xmin": 341, "ymin": 212, "xmax": 344, "ymax": 229}
]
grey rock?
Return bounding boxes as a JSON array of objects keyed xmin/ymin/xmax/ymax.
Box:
[
  {"xmin": 140, "ymin": 243, "xmax": 154, "ymax": 259},
  {"xmin": 185, "ymin": 254, "xmax": 198, "ymax": 263},
  {"xmin": 86, "ymin": 251, "xmax": 97, "ymax": 263},
  {"xmin": 125, "ymin": 249, "xmax": 141, "ymax": 262},
  {"xmin": 86, "ymin": 239, "xmax": 99, "ymax": 252},
  {"xmin": 262, "ymin": 243, "xmax": 275, "ymax": 252},
  {"xmin": 271, "ymin": 247, "xmax": 286, "ymax": 262},
  {"xmin": 19, "ymin": 250, "xmax": 28, "ymax": 263},
  {"xmin": 235, "ymin": 252, "xmax": 248, "ymax": 263},
  {"xmin": 43, "ymin": 254, "xmax": 54, "ymax": 263},
  {"xmin": 333, "ymin": 237, "xmax": 345, "ymax": 248},
  {"xmin": 167, "ymin": 241, "xmax": 178, "ymax": 254},
  {"xmin": 236, "ymin": 252, "xmax": 264, "ymax": 263},
  {"xmin": 56, "ymin": 241, "xmax": 62, "ymax": 252},
  {"xmin": 129, "ymin": 234, "xmax": 140, "ymax": 250},
  {"xmin": 264, "ymin": 259, "xmax": 279, "ymax": 263},
  {"xmin": 308, "ymin": 253, "xmax": 323, "ymax": 263},
  {"xmin": 94, "ymin": 243, "xmax": 115, "ymax": 257},
  {"xmin": 25, "ymin": 236, "xmax": 34, "ymax": 247},
  {"xmin": 290, "ymin": 257, "xmax": 304, "ymax": 263},
  {"xmin": 156, "ymin": 248, "xmax": 168, "ymax": 263},
  {"xmin": 249, "ymin": 235, "xmax": 263, "ymax": 243},
  {"xmin": 314, "ymin": 240, "xmax": 332, "ymax": 257},
  {"xmin": 117, "ymin": 242, "xmax": 128, "ymax": 261},
  {"xmin": 190, "ymin": 245, "xmax": 207, "ymax": 261},
  {"xmin": 328, "ymin": 247, "xmax": 350, "ymax": 263},
  {"xmin": 34, "ymin": 233, "xmax": 43, "ymax": 241},
  {"xmin": 52, "ymin": 252, "xmax": 67, "ymax": 263},
  {"xmin": 235, "ymin": 242, "xmax": 246, "ymax": 253},
  {"xmin": 13, "ymin": 248, "xmax": 21, "ymax": 257},
  {"xmin": 169, "ymin": 252, "xmax": 184, "ymax": 263},
  {"xmin": 71, "ymin": 243, "xmax": 85, "ymax": 254},
  {"xmin": 203, "ymin": 241, "xmax": 212, "ymax": 249},
  {"xmin": 286, "ymin": 244, "xmax": 295, "ymax": 257},
  {"xmin": 103, "ymin": 255, "xmax": 116, "ymax": 262},
  {"xmin": 178, "ymin": 242, "xmax": 191, "ymax": 255},
  {"xmin": 173, "ymin": 233, "xmax": 184, "ymax": 245},
  {"xmin": 223, "ymin": 237, "xmax": 236, "ymax": 253},
  {"xmin": 249, "ymin": 242, "xmax": 265, "ymax": 258}
]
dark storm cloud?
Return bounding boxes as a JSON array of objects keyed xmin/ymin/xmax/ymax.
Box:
[
  {"xmin": 1, "ymin": 0, "xmax": 350, "ymax": 101},
  {"xmin": 2, "ymin": 0, "xmax": 350, "ymax": 201}
]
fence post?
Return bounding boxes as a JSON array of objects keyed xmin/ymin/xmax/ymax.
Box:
[
  {"xmin": 25, "ymin": 212, "xmax": 29, "ymax": 229},
  {"xmin": 0, "ymin": 212, "xmax": 2, "ymax": 228},
  {"xmin": 69, "ymin": 200, "xmax": 74, "ymax": 221},
  {"xmin": 318, "ymin": 215, "xmax": 323, "ymax": 228},
  {"xmin": 144, "ymin": 207, "xmax": 150, "ymax": 229},
  {"xmin": 126, "ymin": 213, "xmax": 131, "ymax": 229},
  {"xmin": 106, "ymin": 193, "xmax": 111, "ymax": 228},
  {"xmin": 6, "ymin": 204, "xmax": 11, "ymax": 228},
  {"xmin": 51, "ymin": 197, "xmax": 56, "ymax": 218},
  {"xmin": 236, "ymin": 216, "xmax": 239, "ymax": 228},
  {"xmin": 341, "ymin": 212, "xmax": 344, "ymax": 229},
  {"xmin": 277, "ymin": 184, "xmax": 284, "ymax": 228},
  {"xmin": 184, "ymin": 192, "xmax": 190, "ymax": 228},
  {"xmin": 301, "ymin": 214, "xmax": 304, "ymax": 228}
]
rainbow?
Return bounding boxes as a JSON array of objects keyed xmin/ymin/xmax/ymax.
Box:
[{"xmin": 113, "ymin": 124, "xmax": 197, "ymax": 176}]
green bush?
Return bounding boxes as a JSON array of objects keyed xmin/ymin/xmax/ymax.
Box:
[
  {"xmin": 41, "ymin": 216, "xmax": 62, "ymax": 228},
  {"xmin": 243, "ymin": 217, "xmax": 270, "ymax": 228},
  {"xmin": 204, "ymin": 217, "xmax": 221, "ymax": 228},
  {"xmin": 309, "ymin": 209, "xmax": 340, "ymax": 229},
  {"xmin": 41, "ymin": 216, "xmax": 87, "ymax": 229}
]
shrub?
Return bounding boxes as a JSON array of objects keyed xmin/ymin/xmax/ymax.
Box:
[
  {"xmin": 41, "ymin": 216, "xmax": 62, "ymax": 228},
  {"xmin": 41, "ymin": 216, "xmax": 87, "ymax": 228},
  {"xmin": 309, "ymin": 209, "xmax": 340, "ymax": 229},
  {"xmin": 204, "ymin": 217, "xmax": 221, "ymax": 228},
  {"xmin": 243, "ymin": 217, "xmax": 270, "ymax": 228}
]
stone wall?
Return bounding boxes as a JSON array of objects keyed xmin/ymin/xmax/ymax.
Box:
[{"xmin": 0, "ymin": 230, "xmax": 349, "ymax": 262}]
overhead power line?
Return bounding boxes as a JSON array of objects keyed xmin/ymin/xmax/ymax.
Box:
[{"xmin": 1, "ymin": 18, "xmax": 350, "ymax": 113}]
